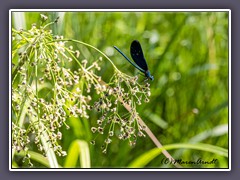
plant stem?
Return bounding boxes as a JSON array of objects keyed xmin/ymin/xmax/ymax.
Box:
[{"xmin": 99, "ymin": 80, "xmax": 182, "ymax": 168}]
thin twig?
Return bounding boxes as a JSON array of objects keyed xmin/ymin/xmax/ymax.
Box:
[{"xmin": 99, "ymin": 80, "xmax": 182, "ymax": 168}]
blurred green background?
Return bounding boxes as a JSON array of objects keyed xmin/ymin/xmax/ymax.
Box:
[{"xmin": 12, "ymin": 11, "xmax": 229, "ymax": 168}]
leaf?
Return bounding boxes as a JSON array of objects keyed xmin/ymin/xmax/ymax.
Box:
[
  {"xmin": 17, "ymin": 151, "xmax": 61, "ymax": 168},
  {"xmin": 64, "ymin": 140, "xmax": 91, "ymax": 168},
  {"xmin": 40, "ymin": 125, "xmax": 59, "ymax": 168},
  {"xmin": 189, "ymin": 124, "xmax": 228, "ymax": 143},
  {"xmin": 146, "ymin": 111, "xmax": 168, "ymax": 129},
  {"xmin": 128, "ymin": 143, "xmax": 228, "ymax": 168}
]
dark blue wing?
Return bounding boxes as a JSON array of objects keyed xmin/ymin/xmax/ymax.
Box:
[{"xmin": 130, "ymin": 40, "xmax": 148, "ymax": 71}]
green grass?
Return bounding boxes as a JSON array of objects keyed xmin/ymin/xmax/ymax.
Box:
[{"xmin": 11, "ymin": 11, "xmax": 229, "ymax": 169}]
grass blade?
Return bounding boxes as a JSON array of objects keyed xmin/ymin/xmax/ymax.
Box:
[
  {"xmin": 64, "ymin": 140, "xmax": 91, "ymax": 168},
  {"xmin": 128, "ymin": 143, "xmax": 228, "ymax": 168}
]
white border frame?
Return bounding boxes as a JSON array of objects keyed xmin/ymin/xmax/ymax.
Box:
[{"xmin": 9, "ymin": 9, "xmax": 231, "ymax": 171}]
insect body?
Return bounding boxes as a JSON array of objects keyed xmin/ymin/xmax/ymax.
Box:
[{"xmin": 114, "ymin": 40, "xmax": 154, "ymax": 81}]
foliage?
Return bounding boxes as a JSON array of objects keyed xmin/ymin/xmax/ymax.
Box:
[{"xmin": 11, "ymin": 11, "xmax": 229, "ymax": 169}]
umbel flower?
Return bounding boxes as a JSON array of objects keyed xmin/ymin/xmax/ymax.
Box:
[{"xmin": 11, "ymin": 14, "xmax": 151, "ymax": 166}]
